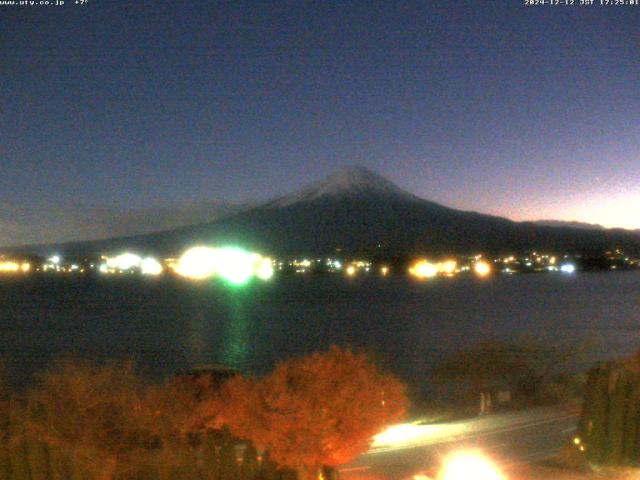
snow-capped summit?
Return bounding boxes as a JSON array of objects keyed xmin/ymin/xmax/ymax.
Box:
[
  {"xmin": 20, "ymin": 165, "xmax": 640, "ymax": 258},
  {"xmin": 268, "ymin": 166, "xmax": 414, "ymax": 208}
]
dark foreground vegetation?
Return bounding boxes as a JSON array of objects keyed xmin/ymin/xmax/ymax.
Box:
[
  {"xmin": 0, "ymin": 347, "xmax": 407, "ymax": 480},
  {"xmin": 503, "ymin": 351, "xmax": 640, "ymax": 480},
  {"xmin": 577, "ymin": 351, "xmax": 640, "ymax": 466},
  {"xmin": 415, "ymin": 339, "xmax": 590, "ymax": 421}
]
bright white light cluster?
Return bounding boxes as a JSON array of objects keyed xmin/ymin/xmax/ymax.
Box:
[
  {"xmin": 175, "ymin": 246, "xmax": 274, "ymax": 284},
  {"xmin": 106, "ymin": 253, "xmax": 142, "ymax": 270},
  {"xmin": 101, "ymin": 253, "xmax": 163, "ymax": 275},
  {"xmin": 140, "ymin": 257, "xmax": 163, "ymax": 275}
]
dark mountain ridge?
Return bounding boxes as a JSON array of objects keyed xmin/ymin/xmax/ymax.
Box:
[{"xmin": 7, "ymin": 166, "xmax": 640, "ymax": 258}]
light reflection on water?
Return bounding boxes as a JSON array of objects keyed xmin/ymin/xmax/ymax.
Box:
[
  {"xmin": 221, "ymin": 293, "xmax": 251, "ymax": 370},
  {"xmin": 186, "ymin": 310, "xmax": 208, "ymax": 366},
  {"xmin": 0, "ymin": 272, "xmax": 638, "ymax": 390}
]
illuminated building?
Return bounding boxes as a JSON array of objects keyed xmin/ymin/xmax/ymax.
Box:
[
  {"xmin": 438, "ymin": 260, "xmax": 457, "ymax": 275},
  {"xmin": 409, "ymin": 260, "xmax": 438, "ymax": 279},
  {"xmin": 175, "ymin": 245, "xmax": 274, "ymax": 284},
  {"xmin": 140, "ymin": 257, "xmax": 163, "ymax": 275},
  {"xmin": 0, "ymin": 261, "xmax": 20, "ymax": 273},
  {"xmin": 473, "ymin": 260, "xmax": 492, "ymax": 277},
  {"xmin": 106, "ymin": 252, "xmax": 142, "ymax": 271}
]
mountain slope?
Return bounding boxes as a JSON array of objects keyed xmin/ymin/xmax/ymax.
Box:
[
  {"xmin": 0, "ymin": 200, "xmax": 250, "ymax": 248},
  {"xmin": 533, "ymin": 220, "xmax": 607, "ymax": 230},
  {"xmin": 12, "ymin": 166, "xmax": 640, "ymax": 257}
]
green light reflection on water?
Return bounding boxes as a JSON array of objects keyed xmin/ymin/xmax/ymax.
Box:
[
  {"xmin": 183, "ymin": 281, "xmax": 254, "ymax": 371},
  {"xmin": 220, "ymin": 289, "xmax": 252, "ymax": 370}
]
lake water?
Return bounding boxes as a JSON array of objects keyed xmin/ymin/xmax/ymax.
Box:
[{"xmin": 1, "ymin": 272, "xmax": 639, "ymax": 395}]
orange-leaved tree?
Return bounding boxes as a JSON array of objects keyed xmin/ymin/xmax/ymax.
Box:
[
  {"xmin": 210, "ymin": 346, "xmax": 408, "ymax": 480},
  {"xmin": 25, "ymin": 358, "xmax": 160, "ymax": 480},
  {"xmin": 147, "ymin": 371, "xmax": 219, "ymax": 437}
]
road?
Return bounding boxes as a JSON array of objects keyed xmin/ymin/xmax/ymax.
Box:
[{"xmin": 339, "ymin": 406, "xmax": 580, "ymax": 480}]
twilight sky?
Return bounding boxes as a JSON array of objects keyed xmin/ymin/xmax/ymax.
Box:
[{"xmin": 1, "ymin": 1, "xmax": 639, "ymax": 245}]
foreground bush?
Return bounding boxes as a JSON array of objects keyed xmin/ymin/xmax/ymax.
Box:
[
  {"xmin": 0, "ymin": 347, "xmax": 408, "ymax": 480},
  {"xmin": 0, "ymin": 360, "xmax": 284, "ymax": 480},
  {"xmin": 578, "ymin": 351, "xmax": 640, "ymax": 467},
  {"xmin": 25, "ymin": 359, "xmax": 159, "ymax": 479},
  {"xmin": 433, "ymin": 339, "xmax": 591, "ymax": 411},
  {"xmin": 209, "ymin": 346, "xmax": 408, "ymax": 480}
]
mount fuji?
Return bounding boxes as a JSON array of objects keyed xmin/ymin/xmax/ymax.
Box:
[{"xmin": 13, "ymin": 166, "xmax": 640, "ymax": 257}]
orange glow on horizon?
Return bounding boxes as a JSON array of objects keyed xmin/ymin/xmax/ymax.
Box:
[{"xmin": 506, "ymin": 192, "xmax": 640, "ymax": 231}]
